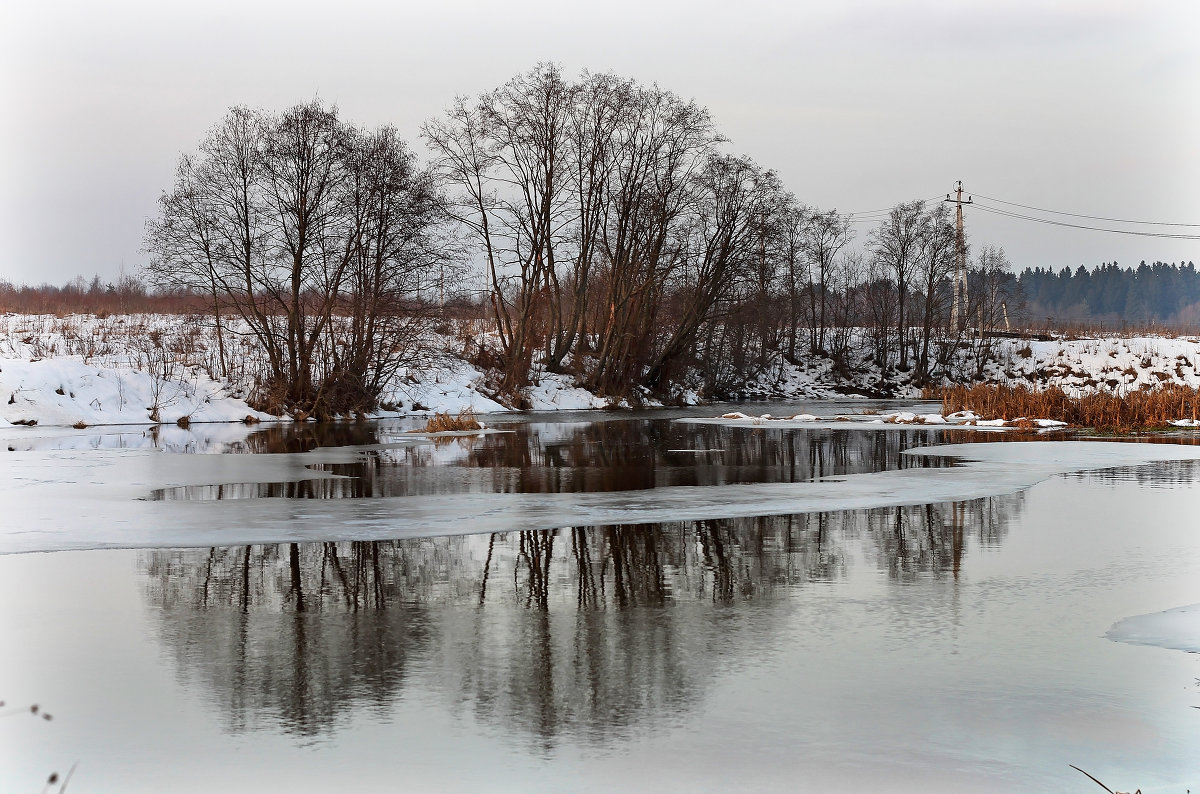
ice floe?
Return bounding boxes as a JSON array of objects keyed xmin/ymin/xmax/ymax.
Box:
[{"xmin": 1106, "ymin": 603, "xmax": 1200, "ymax": 653}]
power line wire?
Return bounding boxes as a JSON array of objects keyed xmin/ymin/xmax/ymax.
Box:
[
  {"xmin": 971, "ymin": 191, "xmax": 1200, "ymax": 228},
  {"xmin": 845, "ymin": 199, "xmax": 948, "ymax": 225},
  {"xmin": 971, "ymin": 202, "xmax": 1200, "ymax": 240}
]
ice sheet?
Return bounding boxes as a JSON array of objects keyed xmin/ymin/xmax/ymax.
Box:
[
  {"xmin": 5, "ymin": 440, "xmax": 1200, "ymax": 554},
  {"xmin": 1106, "ymin": 603, "xmax": 1200, "ymax": 653}
]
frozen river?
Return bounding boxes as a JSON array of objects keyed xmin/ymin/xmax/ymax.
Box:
[{"xmin": 1, "ymin": 403, "xmax": 1198, "ymax": 792}]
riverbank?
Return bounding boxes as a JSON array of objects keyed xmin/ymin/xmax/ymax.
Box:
[{"xmin": 6, "ymin": 312, "xmax": 1200, "ymax": 428}]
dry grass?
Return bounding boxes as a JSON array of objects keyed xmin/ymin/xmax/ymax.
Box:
[
  {"xmin": 419, "ymin": 409, "xmax": 482, "ymax": 433},
  {"xmin": 925, "ymin": 383, "xmax": 1200, "ymax": 431}
]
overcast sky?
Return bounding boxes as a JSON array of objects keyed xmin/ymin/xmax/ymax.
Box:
[{"xmin": 1, "ymin": 0, "xmax": 1197, "ymax": 285}]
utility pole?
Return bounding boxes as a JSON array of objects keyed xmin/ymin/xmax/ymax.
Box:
[{"xmin": 945, "ymin": 181, "xmax": 972, "ymax": 331}]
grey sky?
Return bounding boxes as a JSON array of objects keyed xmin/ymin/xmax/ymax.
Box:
[{"xmin": 1, "ymin": 0, "xmax": 1196, "ymax": 285}]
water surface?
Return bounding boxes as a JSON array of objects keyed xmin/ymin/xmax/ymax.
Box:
[{"xmin": 1, "ymin": 408, "xmax": 1197, "ymax": 792}]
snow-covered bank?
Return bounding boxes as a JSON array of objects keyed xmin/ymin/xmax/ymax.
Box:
[
  {"xmin": 0, "ymin": 356, "xmax": 275, "ymax": 427},
  {"xmin": 7, "ymin": 312, "xmax": 1200, "ymax": 427},
  {"xmin": 980, "ymin": 335, "xmax": 1200, "ymax": 394},
  {"xmin": 0, "ymin": 313, "xmax": 617, "ymax": 427},
  {"xmin": 734, "ymin": 334, "xmax": 1200, "ymax": 402},
  {"xmin": 5, "ymin": 440, "xmax": 1200, "ymax": 554}
]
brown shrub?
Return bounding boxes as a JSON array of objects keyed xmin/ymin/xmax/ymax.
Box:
[
  {"xmin": 925, "ymin": 382, "xmax": 1200, "ymax": 431},
  {"xmin": 420, "ymin": 409, "xmax": 482, "ymax": 433}
]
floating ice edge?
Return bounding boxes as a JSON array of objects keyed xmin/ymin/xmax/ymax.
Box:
[{"xmin": 4, "ymin": 440, "xmax": 1200, "ymax": 555}]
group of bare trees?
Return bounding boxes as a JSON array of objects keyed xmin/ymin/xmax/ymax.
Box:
[
  {"xmin": 423, "ymin": 64, "xmax": 775, "ymax": 398},
  {"xmin": 423, "ymin": 65, "xmax": 1017, "ymax": 400},
  {"xmin": 145, "ymin": 102, "xmax": 447, "ymax": 416},
  {"xmin": 144, "ymin": 65, "xmax": 1020, "ymax": 413}
]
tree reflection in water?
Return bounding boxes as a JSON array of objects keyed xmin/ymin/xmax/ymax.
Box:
[
  {"xmin": 150, "ymin": 422, "xmax": 972, "ymax": 501},
  {"xmin": 140, "ymin": 494, "xmax": 1020, "ymax": 748}
]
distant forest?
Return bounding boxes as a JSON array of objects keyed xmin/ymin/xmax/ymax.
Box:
[{"xmin": 1019, "ymin": 261, "xmax": 1200, "ymax": 328}]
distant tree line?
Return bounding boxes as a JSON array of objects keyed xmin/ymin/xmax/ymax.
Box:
[
  {"xmin": 1020, "ymin": 261, "xmax": 1200, "ymax": 327},
  {"xmin": 0, "ymin": 272, "xmax": 175, "ymax": 315}
]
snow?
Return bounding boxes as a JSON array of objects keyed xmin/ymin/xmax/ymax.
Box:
[
  {"xmin": 729, "ymin": 332, "xmax": 1200, "ymax": 402},
  {"xmin": 682, "ymin": 410, "xmax": 1068, "ymax": 432},
  {"xmin": 388, "ymin": 358, "xmax": 509, "ymax": 415},
  {"xmin": 1106, "ymin": 603, "xmax": 1200, "ymax": 653},
  {"xmin": 523, "ymin": 371, "xmax": 613, "ymax": 411},
  {"xmin": 0, "ymin": 314, "xmax": 629, "ymax": 426},
  {"xmin": 5, "ymin": 439, "xmax": 1200, "ymax": 554},
  {"xmin": 967, "ymin": 335, "xmax": 1200, "ymax": 396},
  {"xmin": 0, "ymin": 356, "xmax": 275, "ymax": 427}
]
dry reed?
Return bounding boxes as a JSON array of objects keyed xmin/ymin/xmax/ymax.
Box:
[
  {"xmin": 925, "ymin": 383, "xmax": 1200, "ymax": 431},
  {"xmin": 420, "ymin": 409, "xmax": 482, "ymax": 433}
]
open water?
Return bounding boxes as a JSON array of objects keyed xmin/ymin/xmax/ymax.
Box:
[{"xmin": 1, "ymin": 404, "xmax": 1197, "ymax": 792}]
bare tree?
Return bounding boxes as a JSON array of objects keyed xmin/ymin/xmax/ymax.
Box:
[
  {"xmin": 423, "ymin": 64, "xmax": 574, "ymax": 396},
  {"xmin": 861, "ymin": 254, "xmax": 898, "ymax": 370},
  {"xmin": 799, "ymin": 208, "xmax": 853, "ymax": 354},
  {"xmin": 324, "ymin": 126, "xmax": 449, "ymax": 411},
  {"xmin": 961, "ymin": 246, "xmax": 1021, "ymax": 379},
  {"xmin": 582, "ymin": 83, "xmax": 719, "ymax": 396},
  {"xmin": 871, "ymin": 201, "xmax": 926, "ymax": 372},
  {"xmin": 427, "ymin": 66, "xmax": 727, "ymax": 399},
  {"xmin": 913, "ymin": 203, "xmax": 957, "ymax": 383},
  {"xmin": 146, "ymin": 101, "xmax": 449, "ymax": 416},
  {"xmin": 548, "ymin": 71, "xmax": 630, "ymax": 371},
  {"xmin": 774, "ymin": 203, "xmax": 808, "ymax": 362},
  {"xmin": 826, "ymin": 250, "xmax": 864, "ymax": 368},
  {"xmin": 645, "ymin": 154, "xmax": 786, "ymax": 392}
]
